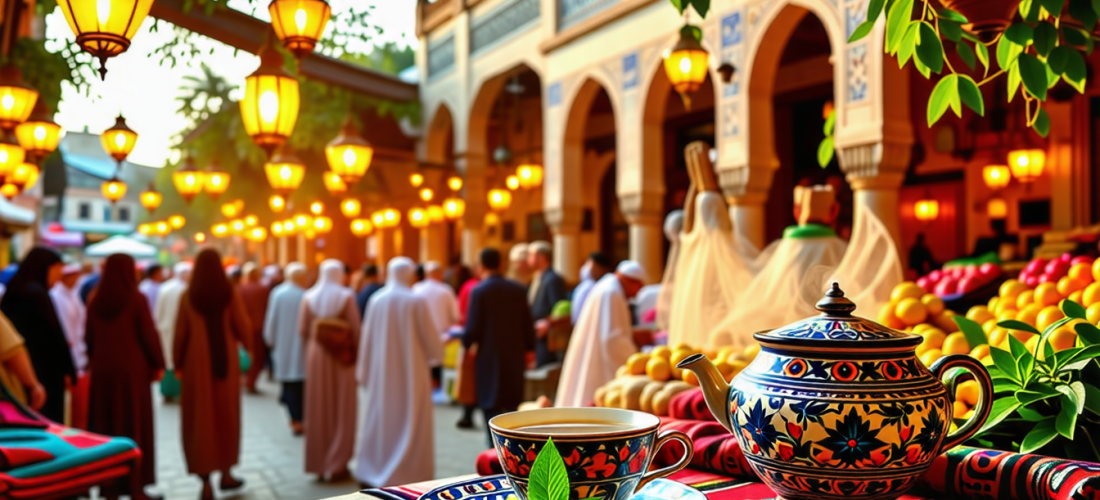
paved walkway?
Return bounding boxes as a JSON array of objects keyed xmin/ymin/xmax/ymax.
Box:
[{"xmin": 147, "ymin": 379, "xmax": 487, "ymax": 500}]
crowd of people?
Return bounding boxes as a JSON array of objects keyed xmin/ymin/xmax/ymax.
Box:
[{"xmin": 0, "ymin": 239, "xmax": 654, "ymax": 500}]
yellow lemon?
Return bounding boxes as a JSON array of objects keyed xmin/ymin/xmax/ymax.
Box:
[
  {"xmin": 957, "ymin": 380, "xmax": 981, "ymax": 407},
  {"xmin": 1015, "ymin": 304, "xmax": 1041, "ymax": 328},
  {"xmin": 728, "ymin": 360, "xmax": 748, "ymax": 377},
  {"xmin": 980, "ymin": 355, "xmax": 994, "ymax": 366},
  {"xmin": 1009, "ymin": 328, "xmax": 1036, "ymax": 345},
  {"xmin": 1016, "ymin": 290, "xmax": 1035, "ymax": 310},
  {"xmin": 895, "ymin": 298, "xmax": 929, "ymax": 326},
  {"xmin": 716, "ymin": 347, "xmax": 735, "ymax": 363},
  {"xmin": 878, "ymin": 303, "xmax": 904, "ymax": 329},
  {"xmin": 651, "ymin": 345, "xmax": 672, "ymax": 360},
  {"xmin": 953, "ymin": 400, "xmax": 969, "ymax": 419},
  {"xmin": 987, "ymin": 296, "xmax": 1000, "ymax": 311},
  {"xmin": 683, "ymin": 370, "xmax": 700, "ymax": 386},
  {"xmin": 912, "ymin": 323, "xmax": 934, "ymax": 334},
  {"xmin": 626, "ymin": 353, "xmax": 651, "ymax": 375},
  {"xmin": 1025, "ymin": 335, "xmax": 1040, "ymax": 354},
  {"xmin": 942, "ymin": 332, "xmax": 971, "ymax": 355},
  {"xmin": 1050, "ymin": 319, "xmax": 1082, "ymax": 351},
  {"xmin": 891, "ymin": 282, "xmax": 925, "ymax": 303},
  {"xmin": 916, "ymin": 328, "xmax": 947, "ymax": 356},
  {"xmin": 966, "ymin": 306, "xmax": 995, "ymax": 325},
  {"xmin": 645, "ymin": 356, "xmax": 672, "ymax": 382},
  {"xmin": 920, "ymin": 348, "xmax": 943, "ymax": 367},
  {"xmin": 970, "ymin": 344, "xmax": 991, "ymax": 361},
  {"xmin": 1088, "ymin": 302, "xmax": 1100, "ymax": 325},
  {"xmin": 933, "ymin": 312, "xmax": 960, "ymax": 333},
  {"xmin": 999, "ymin": 279, "xmax": 1028, "ymax": 302},
  {"xmin": 987, "ymin": 328, "xmax": 1009, "ymax": 349},
  {"xmin": 1092, "ymin": 258, "xmax": 1100, "ymax": 282},
  {"xmin": 1036, "ymin": 306, "xmax": 1065, "ymax": 332},
  {"xmin": 669, "ymin": 349, "xmax": 694, "ymax": 370},
  {"xmin": 1035, "ymin": 282, "xmax": 1061, "ymax": 308},
  {"xmin": 982, "ymin": 319, "xmax": 998, "ymax": 335},
  {"xmin": 1083, "ymin": 283, "xmax": 1100, "ymax": 306},
  {"xmin": 921, "ymin": 294, "xmax": 945, "ymax": 316},
  {"xmin": 1069, "ymin": 290, "xmax": 1084, "ymax": 305},
  {"xmin": 1058, "ymin": 276, "xmax": 1088, "ymax": 297},
  {"xmin": 715, "ymin": 360, "xmax": 735, "ymax": 379},
  {"xmin": 997, "ymin": 310, "xmax": 1017, "ymax": 322}
]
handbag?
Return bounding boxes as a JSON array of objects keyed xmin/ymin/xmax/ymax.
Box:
[{"xmin": 313, "ymin": 317, "xmax": 357, "ymax": 366}]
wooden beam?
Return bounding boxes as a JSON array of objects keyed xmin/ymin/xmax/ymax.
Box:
[{"xmin": 149, "ymin": 0, "xmax": 418, "ymax": 102}]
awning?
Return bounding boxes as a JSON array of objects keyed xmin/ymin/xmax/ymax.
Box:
[
  {"xmin": 0, "ymin": 198, "xmax": 35, "ymax": 230},
  {"xmin": 40, "ymin": 230, "xmax": 84, "ymax": 247},
  {"xmin": 84, "ymin": 235, "xmax": 158, "ymax": 258}
]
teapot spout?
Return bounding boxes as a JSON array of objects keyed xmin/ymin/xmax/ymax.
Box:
[{"xmin": 677, "ymin": 353, "xmax": 734, "ymax": 433}]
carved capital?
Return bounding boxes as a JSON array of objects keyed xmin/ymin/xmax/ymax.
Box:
[
  {"xmin": 718, "ymin": 161, "xmax": 777, "ymax": 205},
  {"xmin": 544, "ymin": 206, "xmax": 583, "ymax": 234},
  {"xmin": 837, "ymin": 139, "xmax": 910, "ymax": 191},
  {"xmin": 618, "ymin": 192, "xmax": 663, "ymax": 226}
]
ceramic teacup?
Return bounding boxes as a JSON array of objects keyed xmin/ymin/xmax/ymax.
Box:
[{"xmin": 489, "ymin": 407, "xmax": 693, "ymax": 500}]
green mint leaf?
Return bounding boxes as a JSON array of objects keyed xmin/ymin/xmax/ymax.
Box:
[
  {"xmin": 997, "ymin": 34, "xmax": 1024, "ymax": 72},
  {"xmin": 1018, "ymin": 53, "xmax": 1049, "ymax": 101},
  {"xmin": 953, "ymin": 315, "xmax": 988, "ymax": 349},
  {"xmin": 1069, "ymin": 0, "xmax": 1098, "ymax": 30},
  {"xmin": 818, "ymin": 137, "xmax": 834, "ymax": 168},
  {"xmin": 1039, "ymin": 0, "xmax": 1064, "ymax": 17},
  {"xmin": 956, "ymin": 41, "xmax": 976, "ymax": 70},
  {"xmin": 1004, "ymin": 23, "xmax": 1035, "ymax": 46},
  {"xmin": 975, "ymin": 39, "xmax": 990, "ymax": 77},
  {"xmin": 939, "ymin": 19, "xmax": 962, "ymax": 42},
  {"xmin": 690, "ymin": 0, "xmax": 710, "ymax": 18},
  {"xmin": 1084, "ymin": 382, "xmax": 1100, "ymax": 416},
  {"xmin": 886, "ymin": 0, "xmax": 915, "ymax": 54},
  {"xmin": 1019, "ymin": 418, "xmax": 1058, "ymax": 454},
  {"xmin": 897, "ymin": 21, "xmax": 921, "ymax": 68},
  {"xmin": 958, "ymin": 75, "xmax": 984, "ymax": 116},
  {"xmin": 1055, "ymin": 393, "xmax": 1078, "ymax": 439},
  {"xmin": 1000, "ymin": 320, "xmax": 1041, "ymax": 336},
  {"xmin": 1075, "ymin": 322, "xmax": 1100, "ymax": 346},
  {"xmin": 937, "ymin": 8, "xmax": 968, "ymax": 22},
  {"xmin": 978, "ymin": 397, "xmax": 1021, "ymax": 435},
  {"xmin": 823, "ymin": 111, "xmax": 836, "ymax": 135},
  {"xmin": 528, "ymin": 438, "xmax": 570, "ymax": 500},
  {"xmin": 990, "ymin": 346, "xmax": 1019, "ymax": 383},
  {"xmin": 669, "ymin": 0, "xmax": 687, "ymax": 14},
  {"xmin": 916, "ymin": 22, "xmax": 944, "ymax": 73},
  {"xmin": 849, "ymin": 21, "xmax": 876, "ymax": 43},
  {"xmin": 1060, "ymin": 299, "xmax": 1088, "ymax": 320},
  {"xmin": 927, "ymin": 74, "xmax": 957, "ymax": 125},
  {"xmin": 1033, "ymin": 21, "xmax": 1058, "ymax": 57}
]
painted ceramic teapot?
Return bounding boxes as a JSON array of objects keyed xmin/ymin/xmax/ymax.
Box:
[{"xmin": 678, "ymin": 283, "xmax": 992, "ymax": 500}]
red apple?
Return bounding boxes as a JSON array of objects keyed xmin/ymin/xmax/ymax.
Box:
[
  {"xmin": 1024, "ymin": 275, "xmax": 1040, "ymax": 288},
  {"xmin": 1039, "ymin": 273, "xmax": 1058, "ymax": 284},
  {"xmin": 958, "ymin": 276, "xmax": 983, "ymax": 295},
  {"xmin": 1025, "ymin": 258, "xmax": 1047, "ymax": 274},
  {"xmin": 1072, "ymin": 256, "xmax": 1094, "ymax": 266},
  {"xmin": 928, "ymin": 270, "xmax": 943, "ymax": 283},
  {"xmin": 1045, "ymin": 260, "xmax": 1069, "ymax": 280},
  {"xmin": 935, "ymin": 277, "xmax": 957, "ymax": 296},
  {"xmin": 916, "ymin": 276, "xmax": 932, "ymax": 291},
  {"xmin": 1061, "ymin": 253, "xmax": 1073, "ymax": 263},
  {"xmin": 978, "ymin": 263, "xmax": 1001, "ymax": 278}
]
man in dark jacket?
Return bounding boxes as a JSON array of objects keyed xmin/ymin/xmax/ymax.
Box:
[
  {"xmin": 463, "ymin": 248, "xmax": 536, "ymax": 446},
  {"xmin": 527, "ymin": 241, "xmax": 566, "ymax": 366}
]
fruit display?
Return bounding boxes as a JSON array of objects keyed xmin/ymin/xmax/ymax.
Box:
[
  {"xmin": 595, "ymin": 342, "xmax": 760, "ymax": 416},
  {"xmin": 915, "ymin": 262, "xmax": 1003, "ymax": 297}
]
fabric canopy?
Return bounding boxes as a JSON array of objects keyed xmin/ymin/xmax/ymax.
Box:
[{"xmin": 84, "ymin": 235, "xmax": 157, "ymax": 258}]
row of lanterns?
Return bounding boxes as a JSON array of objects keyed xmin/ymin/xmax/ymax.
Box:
[
  {"xmin": 0, "ymin": 64, "xmax": 56, "ymax": 201},
  {"xmin": 915, "ymin": 148, "xmax": 1048, "ymax": 224},
  {"xmin": 137, "ymin": 215, "xmax": 186, "ymax": 237}
]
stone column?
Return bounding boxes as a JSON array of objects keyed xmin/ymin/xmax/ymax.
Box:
[
  {"xmin": 375, "ymin": 228, "xmax": 395, "ymax": 271},
  {"xmin": 420, "ymin": 224, "xmax": 448, "ymax": 264},
  {"xmin": 837, "ymin": 140, "xmax": 908, "ymax": 260},
  {"xmin": 545, "ymin": 206, "xmax": 582, "ymax": 282},
  {"xmin": 457, "ymin": 153, "xmax": 487, "ymax": 266},
  {"xmin": 277, "ymin": 236, "xmax": 289, "ymax": 266},
  {"xmin": 718, "ymin": 167, "xmax": 773, "ymax": 251},
  {"xmin": 620, "ymin": 192, "xmax": 664, "ymax": 284}
]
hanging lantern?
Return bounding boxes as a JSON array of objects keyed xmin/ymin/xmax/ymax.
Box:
[
  {"xmin": 212, "ymin": 223, "xmax": 229, "ymax": 238},
  {"xmin": 0, "ymin": 65, "xmax": 38, "ymax": 130},
  {"xmin": 982, "ymin": 165, "xmax": 1011, "ymax": 190},
  {"xmin": 914, "ymin": 199, "xmax": 939, "ymax": 223},
  {"xmin": 272, "ymin": 221, "xmax": 285, "ymax": 237},
  {"xmin": 1008, "ymin": 149, "xmax": 1045, "ymax": 183},
  {"xmin": 447, "ymin": 175, "xmax": 463, "ymax": 192},
  {"xmin": 194, "ymin": 232, "xmax": 206, "ymax": 244},
  {"xmin": 269, "ymin": 0, "xmax": 332, "ymax": 58},
  {"xmin": 269, "ymin": 194, "xmax": 286, "ymax": 213},
  {"xmin": 101, "ymin": 115, "xmax": 137, "ymax": 163},
  {"xmin": 203, "ymin": 162, "xmax": 230, "ymax": 199},
  {"xmin": 241, "ymin": 40, "xmax": 299, "ymax": 156},
  {"xmin": 247, "ymin": 226, "xmax": 268, "ymax": 242},
  {"xmin": 56, "ymin": 0, "xmax": 155, "ymax": 78},
  {"xmin": 419, "ymin": 187, "xmax": 434, "ymax": 202},
  {"xmin": 325, "ymin": 116, "xmax": 373, "ymax": 184},
  {"xmin": 9, "ymin": 163, "xmax": 39, "ymax": 192},
  {"xmin": 426, "ymin": 205, "xmax": 445, "ymax": 224},
  {"xmin": 264, "ymin": 148, "xmax": 306, "ymax": 195},
  {"xmin": 340, "ymin": 198, "xmax": 361, "ymax": 218},
  {"xmin": 231, "ymin": 219, "xmax": 246, "ymax": 233},
  {"xmin": 484, "ymin": 212, "xmax": 500, "ymax": 226},
  {"xmin": 139, "ymin": 182, "xmax": 162, "ymax": 213},
  {"xmin": 409, "ymin": 173, "xmax": 424, "ymax": 187},
  {"xmin": 312, "ymin": 215, "xmax": 333, "ymax": 234},
  {"xmin": 351, "ymin": 218, "xmax": 373, "ymax": 237},
  {"xmin": 371, "ymin": 210, "xmax": 385, "ymax": 227},
  {"xmin": 244, "ymin": 214, "xmax": 259, "ymax": 227},
  {"xmin": 293, "ymin": 213, "xmax": 312, "ymax": 228},
  {"xmin": 487, "ymin": 188, "xmax": 512, "ymax": 212},
  {"xmin": 443, "ymin": 197, "xmax": 465, "ymax": 221},
  {"xmin": 155, "ymin": 221, "xmax": 171, "ymax": 236},
  {"xmin": 0, "ymin": 137, "xmax": 24, "ymax": 178},
  {"xmin": 168, "ymin": 215, "xmax": 186, "ymax": 229},
  {"xmin": 172, "ymin": 157, "xmax": 204, "ymax": 204},
  {"xmin": 102, "ymin": 176, "xmax": 127, "ymax": 204},
  {"xmin": 310, "ymin": 201, "xmax": 324, "ymax": 215},
  {"xmin": 663, "ymin": 25, "xmax": 710, "ymax": 108},
  {"xmin": 221, "ymin": 199, "xmax": 244, "ymax": 218},
  {"xmin": 138, "ymin": 223, "xmax": 153, "ymax": 236},
  {"xmin": 0, "ymin": 183, "xmax": 16, "ymax": 200},
  {"xmin": 505, "ymin": 175, "xmax": 520, "ymax": 190},
  {"xmin": 14, "ymin": 103, "xmax": 60, "ymax": 161},
  {"xmin": 408, "ymin": 207, "xmax": 429, "ymax": 229},
  {"xmin": 987, "ymin": 198, "xmax": 1008, "ymax": 219},
  {"xmin": 373, "ymin": 208, "xmax": 400, "ymax": 228},
  {"xmin": 516, "ymin": 164, "xmax": 544, "ymax": 188},
  {"xmin": 323, "ymin": 171, "xmax": 348, "ymax": 195},
  {"xmin": 282, "ymin": 219, "xmax": 297, "ymax": 234}
]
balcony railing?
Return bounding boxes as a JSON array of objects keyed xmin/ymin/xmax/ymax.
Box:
[
  {"xmin": 559, "ymin": 0, "xmax": 620, "ymax": 30},
  {"xmin": 470, "ymin": 0, "xmax": 541, "ymax": 54},
  {"xmin": 427, "ymin": 32, "xmax": 456, "ymax": 79}
]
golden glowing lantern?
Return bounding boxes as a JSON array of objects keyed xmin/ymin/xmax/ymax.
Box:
[
  {"xmin": 516, "ymin": 164, "xmax": 544, "ymax": 189},
  {"xmin": 244, "ymin": 214, "xmax": 259, "ymax": 227},
  {"xmin": 56, "ymin": 0, "xmax": 155, "ymax": 78},
  {"xmin": 203, "ymin": 163, "xmax": 230, "ymax": 199},
  {"xmin": 231, "ymin": 219, "xmax": 246, "ymax": 233},
  {"xmin": 0, "ymin": 65, "xmax": 38, "ymax": 130},
  {"xmin": 293, "ymin": 213, "xmax": 311, "ymax": 228},
  {"xmin": 0, "ymin": 183, "xmax": 16, "ymax": 200},
  {"xmin": 9, "ymin": 163, "xmax": 39, "ymax": 192},
  {"xmin": 312, "ymin": 215, "xmax": 333, "ymax": 234},
  {"xmin": 212, "ymin": 223, "xmax": 229, "ymax": 238},
  {"xmin": 269, "ymin": 194, "xmax": 286, "ymax": 213},
  {"xmin": 663, "ymin": 26, "xmax": 710, "ymax": 106},
  {"xmin": 325, "ymin": 117, "xmax": 373, "ymax": 184},
  {"xmin": 101, "ymin": 176, "xmax": 127, "ymax": 204},
  {"xmin": 168, "ymin": 215, "xmax": 186, "ymax": 229},
  {"xmin": 101, "ymin": 115, "xmax": 137, "ymax": 163},
  {"xmin": 340, "ymin": 198, "xmax": 361, "ymax": 218},
  {"xmin": 350, "ymin": 218, "xmax": 373, "ymax": 237},
  {"xmin": 487, "ymin": 188, "xmax": 512, "ymax": 212},
  {"xmin": 426, "ymin": 205, "xmax": 445, "ymax": 224},
  {"xmin": 282, "ymin": 219, "xmax": 297, "ymax": 234},
  {"xmin": 987, "ymin": 198, "xmax": 1008, "ymax": 219},
  {"xmin": 241, "ymin": 40, "xmax": 299, "ymax": 155},
  {"xmin": 172, "ymin": 157, "xmax": 204, "ymax": 203},
  {"xmin": 914, "ymin": 199, "xmax": 939, "ymax": 223},
  {"xmin": 139, "ymin": 182, "xmax": 161, "ymax": 213},
  {"xmin": 982, "ymin": 165, "xmax": 1011, "ymax": 190},
  {"xmin": 1008, "ymin": 149, "xmax": 1045, "ymax": 183},
  {"xmin": 409, "ymin": 173, "xmax": 424, "ymax": 188},
  {"xmin": 0, "ymin": 137, "xmax": 24, "ymax": 177},
  {"xmin": 372, "ymin": 208, "xmax": 400, "ymax": 228},
  {"xmin": 505, "ymin": 175, "xmax": 520, "ymax": 190},
  {"xmin": 323, "ymin": 171, "xmax": 348, "ymax": 195},
  {"xmin": 155, "ymin": 221, "xmax": 171, "ymax": 236},
  {"xmin": 272, "ymin": 221, "xmax": 285, "ymax": 237},
  {"xmin": 484, "ymin": 212, "xmax": 500, "ymax": 226},
  {"xmin": 371, "ymin": 210, "xmax": 385, "ymax": 227},
  {"xmin": 268, "ymin": 0, "xmax": 332, "ymax": 58},
  {"xmin": 194, "ymin": 232, "xmax": 206, "ymax": 244},
  {"xmin": 419, "ymin": 187, "xmax": 434, "ymax": 202},
  {"xmin": 138, "ymin": 223, "xmax": 153, "ymax": 236},
  {"xmin": 264, "ymin": 148, "xmax": 306, "ymax": 194},
  {"xmin": 443, "ymin": 197, "xmax": 465, "ymax": 221},
  {"xmin": 14, "ymin": 103, "xmax": 61, "ymax": 160},
  {"xmin": 221, "ymin": 200, "xmax": 243, "ymax": 218},
  {"xmin": 310, "ymin": 201, "xmax": 324, "ymax": 215},
  {"xmin": 408, "ymin": 207, "xmax": 429, "ymax": 228},
  {"xmin": 247, "ymin": 226, "xmax": 268, "ymax": 242},
  {"xmin": 447, "ymin": 175, "xmax": 463, "ymax": 192}
]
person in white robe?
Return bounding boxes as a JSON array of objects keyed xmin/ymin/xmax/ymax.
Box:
[
  {"xmin": 154, "ymin": 261, "xmax": 192, "ymax": 400},
  {"xmin": 354, "ymin": 257, "xmax": 444, "ymax": 487},
  {"xmin": 138, "ymin": 264, "xmax": 165, "ymax": 312},
  {"xmin": 570, "ymin": 252, "xmax": 612, "ymax": 325},
  {"xmin": 50, "ymin": 263, "xmax": 88, "ymax": 427},
  {"xmin": 411, "ymin": 261, "xmax": 460, "ymax": 338},
  {"xmin": 556, "ymin": 261, "xmax": 647, "ymax": 408},
  {"xmin": 263, "ymin": 262, "xmax": 307, "ymax": 434},
  {"xmin": 655, "ymin": 211, "xmax": 683, "ymax": 332},
  {"xmin": 507, "ymin": 243, "xmax": 532, "ymax": 286}
]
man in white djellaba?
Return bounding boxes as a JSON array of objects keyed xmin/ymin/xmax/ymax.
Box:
[
  {"xmin": 411, "ymin": 261, "xmax": 460, "ymax": 338},
  {"xmin": 353, "ymin": 257, "xmax": 444, "ymax": 488},
  {"xmin": 555, "ymin": 261, "xmax": 647, "ymax": 408}
]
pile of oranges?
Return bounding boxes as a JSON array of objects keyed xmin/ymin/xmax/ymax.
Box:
[{"xmin": 616, "ymin": 343, "xmax": 760, "ymax": 386}]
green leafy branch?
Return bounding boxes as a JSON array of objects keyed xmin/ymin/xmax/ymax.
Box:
[
  {"xmin": 669, "ymin": 0, "xmax": 710, "ymax": 19},
  {"xmin": 817, "ymin": 108, "xmax": 836, "ymax": 168},
  {"xmin": 851, "ymin": 0, "xmax": 1099, "ymax": 137},
  {"xmin": 528, "ymin": 438, "xmax": 570, "ymax": 500}
]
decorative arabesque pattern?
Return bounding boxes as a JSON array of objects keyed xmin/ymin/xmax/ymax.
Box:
[
  {"xmin": 559, "ymin": 0, "xmax": 621, "ymax": 30},
  {"xmin": 428, "ymin": 32, "xmax": 456, "ymax": 78},
  {"xmin": 470, "ymin": 0, "xmax": 541, "ymax": 54}
]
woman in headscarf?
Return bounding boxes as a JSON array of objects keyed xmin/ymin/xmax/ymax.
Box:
[
  {"xmin": 299, "ymin": 259, "xmax": 360, "ymax": 481},
  {"xmin": 174, "ymin": 249, "xmax": 251, "ymax": 500},
  {"xmin": 0, "ymin": 247, "xmax": 74, "ymax": 422},
  {"xmin": 86, "ymin": 254, "xmax": 165, "ymax": 500}
]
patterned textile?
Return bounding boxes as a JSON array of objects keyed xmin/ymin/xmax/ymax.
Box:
[{"xmin": 669, "ymin": 389, "xmax": 711, "ymax": 421}]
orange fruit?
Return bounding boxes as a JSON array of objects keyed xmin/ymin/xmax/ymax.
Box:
[
  {"xmin": 916, "ymin": 328, "xmax": 946, "ymax": 356},
  {"xmin": 878, "ymin": 303, "xmax": 904, "ymax": 329},
  {"xmin": 669, "ymin": 349, "xmax": 693, "ymax": 370},
  {"xmin": 1036, "ymin": 306, "xmax": 1065, "ymax": 332},
  {"xmin": 1015, "ymin": 304, "xmax": 1041, "ymax": 328},
  {"xmin": 1009, "ymin": 328, "xmax": 1036, "ymax": 345},
  {"xmin": 982, "ymin": 319, "xmax": 998, "ymax": 335},
  {"xmin": 651, "ymin": 345, "xmax": 672, "ymax": 360},
  {"xmin": 1049, "ymin": 319, "xmax": 1082, "ymax": 351},
  {"xmin": 921, "ymin": 294, "xmax": 945, "ymax": 316},
  {"xmin": 997, "ymin": 310, "xmax": 1017, "ymax": 322},
  {"xmin": 627, "ymin": 353, "xmax": 651, "ymax": 375},
  {"xmin": 1088, "ymin": 302, "xmax": 1100, "ymax": 325},
  {"xmin": 896, "ymin": 298, "xmax": 929, "ymax": 326},
  {"xmin": 933, "ymin": 312, "xmax": 960, "ymax": 332},
  {"xmin": 646, "ymin": 356, "xmax": 672, "ymax": 381},
  {"xmin": 987, "ymin": 327, "xmax": 1009, "ymax": 348},
  {"xmin": 1070, "ymin": 262, "xmax": 1093, "ymax": 282},
  {"xmin": 942, "ymin": 332, "xmax": 971, "ymax": 355},
  {"xmin": 1069, "ymin": 290, "xmax": 1084, "ymax": 305},
  {"xmin": 970, "ymin": 344, "xmax": 991, "ymax": 361},
  {"xmin": 1083, "ymin": 283, "xmax": 1100, "ymax": 306},
  {"xmin": 952, "ymin": 400, "xmax": 969, "ymax": 419},
  {"xmin": 1000, "ymin": 279, "xmax": 1028, "ymax": 302},
  {"xmin": 1057, "ymin": 276, "xmax": 1089, "ymax": 297},
  {"xmin": 1016, "ymin": 290, "xmax": 1035, "ymax": 310},
  {"xmin": 683, "ymin": 370, "xmax": 700, "ymax": 386},
  {"xmin": 957, "ymin": 380, "xmax": 981, "ymax": 406},
  {"xmin": 920, "ymin": 348, "xmax": 943, "ymax": 367},
  {"xmin": 966, "ymin": 306, "xmax": 995, "ymax": 325},
  {"xmin": 1035, "ymin": 282, "xmax": 1061, "ymax": 307},
  {"xmin": 988, "ymin": 296, "xmax": 1000, "ymax": 311},
  {"xmin": 715, "ymin": 360, "xmax": 735, "ymax": 378},
  {"xmin": 716, "ymin": 347, "xmax": 735, "ymax": 363},
  {"xmin": 1025, "ymin": 335, "xmax": 1040, "ymax": 354},
  {"xmin": 1093, "ymin": 258, "xmax": 1100, "ymax": 282},
  {"xmin": 891, "ymin": 282, "xmax": 925, "ymax": 303}
]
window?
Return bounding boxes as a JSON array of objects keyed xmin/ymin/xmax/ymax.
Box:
[
  {"xmin": 77, "ymin": 202, "xmax": 91, "ymax": 220},
  {"xmin": 118, "ymin": 206, "xmax": 130, "ymax": 222},
  {"xmin": 103, "ymin": 205, "xmax": 111, "ymax": 222}
]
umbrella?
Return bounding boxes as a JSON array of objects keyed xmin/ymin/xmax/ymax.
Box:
[{"xmin": 84, "ymin": 235, "xmax": 158, "ymax": 258}]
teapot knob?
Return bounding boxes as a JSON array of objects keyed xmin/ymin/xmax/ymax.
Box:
[{"xmin": 816, "ymin": 282, "xmax": 857, "ymax": 317}]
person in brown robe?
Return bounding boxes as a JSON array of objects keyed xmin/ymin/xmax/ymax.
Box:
[
  {"xmin": 238, "ymin": 262, "xmax": 270, "ymax": 393},
  {"xmin": 86, "ymin": 253, "xmax": 166, "ymax": 500},
  {"xmin": 299, "ymin": 259, "xmax": 360, "ymax": 481},
  {"xmin": 174, "ymin": 249, "xmax": 251, "ymax": 500}
]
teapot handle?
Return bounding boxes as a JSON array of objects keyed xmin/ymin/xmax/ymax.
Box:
[{"xmin": 930, "ymin": 354, "xmax": 993, "ymax": 452}]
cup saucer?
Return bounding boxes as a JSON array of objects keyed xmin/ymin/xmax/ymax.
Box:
[{"xmin": 416, "ymin": 475, "xmax": 705, "ymax": 500}]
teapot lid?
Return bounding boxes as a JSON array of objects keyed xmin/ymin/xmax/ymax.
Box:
[{"xmin": 753, "ymin": 283, "xmax": 921, "ymax": 349}]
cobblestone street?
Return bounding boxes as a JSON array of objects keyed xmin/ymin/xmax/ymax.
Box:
[{"xmin": 145, "ymin": 379, "xmax": 487, "ymax": 500}]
